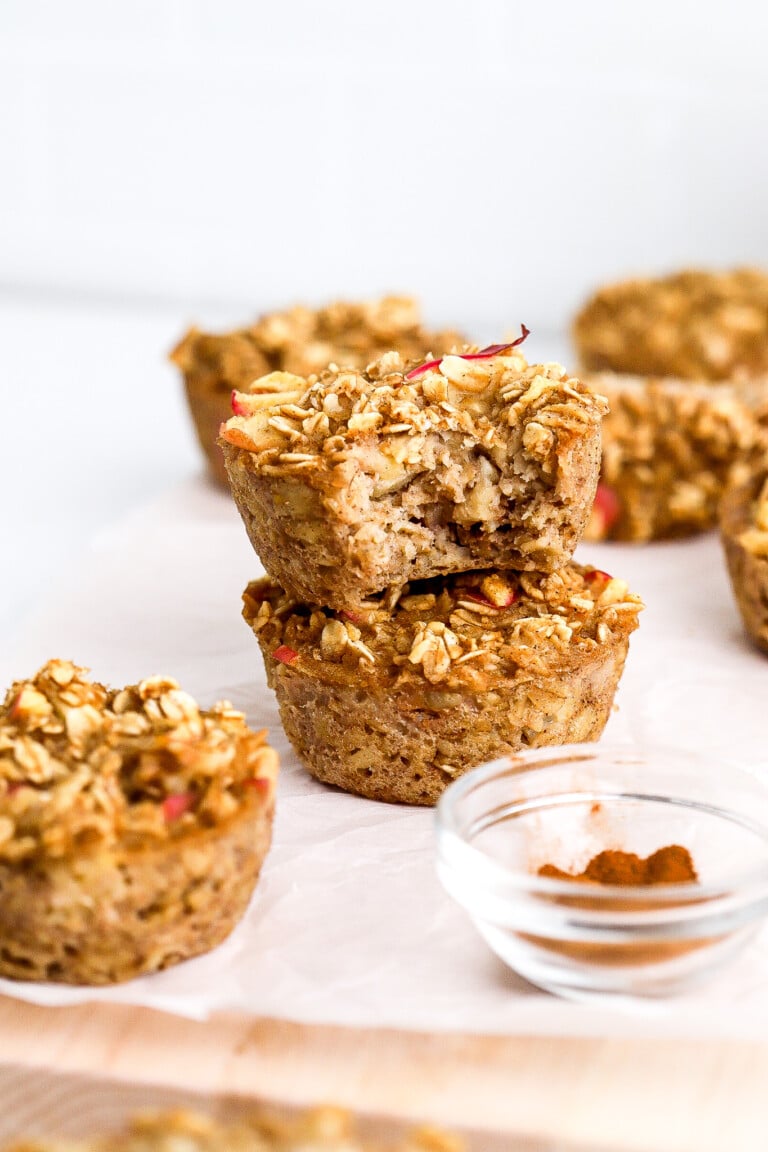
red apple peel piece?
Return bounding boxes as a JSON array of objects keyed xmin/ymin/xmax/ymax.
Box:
[
  {"xmin": 592, "ymin": 483, "xmax": 620, "ymax": 535},
  {"xmin": 405, "ymin": 324, "xmax": 530, "ymax": 380},
  {"xmin": 231, "ymin": 390, "xmax": 252, "ymax": 417},
  {"xmin": 273, "ymin": 645, "xmax": 299, "ymax": 665},
  {"xmin": 244, "ymin": 777, "xmax": 271, "ymax": 795},
  {"xmin": 162, "ymin": 792, "xmax": 194, "ymax": 822}
]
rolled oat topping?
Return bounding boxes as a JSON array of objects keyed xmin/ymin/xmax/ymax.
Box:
[
  {"xmin": 222, "ymin": 347, "xmax": 607, "ymax": 525},
  {"xmin": 0, "ymin": 661, "xmax": 278, "ymax": 863},
  {"xmin": 574, "ymin": 268, "xmax": 768, "ymax": 381},
  {"xmin": 171, "ymin": 295, "xmax": 464, "ymax": 393},
  {"xmin": 244, "ymin": 566, "xmax": 643, "ymax": 690}
]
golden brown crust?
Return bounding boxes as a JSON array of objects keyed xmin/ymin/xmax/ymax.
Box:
[
  {"xmin": 171, "ymin": 297, "xmax": 464, "ymax": 487},
  {"xmin": 720, "ymin": 471, "xmax": 768, "ymax": 654},
  {"xmin": 581, "ymin": 373, "xmax": 757, "ymax": 542},
  {"xmin": 573, "ymin": 267, "xmax": 768, "ymax": 381},
  {"xmin": 0, "ymin": 798, "xmax": 271, "ymax": 985},
  {"xmin": 244, "ymin": 567, "xmax": 642, "ymax": 805},
  {"xmin": 0, "ymin": 662, "xmax": 278, "ymax": 984},
  {"xmin": 223, "ymin": 351, "xmax": 607, "ymax": 609}
]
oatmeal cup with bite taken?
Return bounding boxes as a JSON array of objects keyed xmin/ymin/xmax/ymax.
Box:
[{"xmin": 222, "ymin": 333, "xmax": 608, "ymax": 610}]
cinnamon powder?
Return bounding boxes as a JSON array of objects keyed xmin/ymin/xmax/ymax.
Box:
[
  {"xmin": 538, "ymin": 844, "xmax": 698, "ymax": 886},
  {"xmin": 523, "ymin": 844, "xmax": 712, "ymax": 967}
]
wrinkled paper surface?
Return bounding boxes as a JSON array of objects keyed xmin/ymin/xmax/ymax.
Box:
[{"xmin": 3, "ymin": 477, "xmax": 768, "ymax": 1039}]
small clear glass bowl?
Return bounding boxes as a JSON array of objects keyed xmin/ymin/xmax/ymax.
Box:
[{"xmin": 435, "ymin": 744, "xmax": 768, "ymax": 1001}]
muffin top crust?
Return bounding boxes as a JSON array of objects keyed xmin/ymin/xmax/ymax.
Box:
[
  {"xmin": 0, "ymin": 660, "xmax": 277, "ymax": 863},
  {"xmin": 171, "ymin": 295, "xmax": 464, "ymax": 393},
  {"xmin": 244, "ymin": 565, "xmax": 643, "ymax": 694},
  {"xmin": 574, "ymin": 267, "xmax": 768, "ymax": 381},
  {"xmin": 221, "ymin": 340, "xmax": 607, "ymax": 518}
]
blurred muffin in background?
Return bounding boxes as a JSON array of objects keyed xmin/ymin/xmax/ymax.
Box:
[
  {"xmin": 573, "ymin": 268, "xmax": 768, "ymax": 382},
  {"xmin": 581, "ymin": 373, "xmax": 757, "ymax": 542},
  {"xmin": 1, "ymin": 1105, "xmax": 465, "ymax": 1151},
  {"xmin": 573, "ymin": 268, "xmax": 768, "ymax": 542},
  {"xmin": 171, "ymin": 296, "xmax": 465, "ymax": 487}
]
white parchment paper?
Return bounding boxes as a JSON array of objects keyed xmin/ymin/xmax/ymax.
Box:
[{"xmin": 3, "ymin": 477, "xmax": 768, "ymax": 1039}]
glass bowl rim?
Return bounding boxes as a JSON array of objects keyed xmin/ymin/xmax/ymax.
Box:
[{"xmin": 435, "ymin": 742, "xmax": 768, "ymax": 904}]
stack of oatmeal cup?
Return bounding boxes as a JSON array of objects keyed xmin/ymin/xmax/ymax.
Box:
[{"xmin": 219, "ymin": 329, "xmax": 644, "ymax": 805}]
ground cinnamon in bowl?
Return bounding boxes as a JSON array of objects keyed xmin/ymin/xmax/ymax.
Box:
[
  {"xmin": 522, "ymin": 845, "xmax": 712, "ymax": 968},
  {"xmin": 436, "ymin": 744, "xmax": 768, "ymax": 997},
  {"xmin": 538, "ymin": 844, "xmax": 698, "ymax": 886}
]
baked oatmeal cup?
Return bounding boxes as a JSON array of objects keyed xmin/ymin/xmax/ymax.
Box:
[
  {"xmin": 721, "ymin": 467, "xmax": 768, "ymax": 654},
  {"xmin": 222, "ymin": 339, "xmax": 607, "ymax": 610},
  {"xmin": 171, "ymin": 296, "xmax": 465, "ymax": 486},
  {"xmin": 244, "ymin": 566, "xmax": 642, "ymax": 806},
  {"xmin": 3, "ymin": 1106, "xmax": 462, "ymax": 1152},
  {"xmin": 582, "ymin": 373, "xmax": 757, "ymax": 542},
  {"xmin": 0, "ymin": 661, "xmax": 278, "ymax": 985},
  {"xmin": 573, "ymin": 267, "xmax": 768, "ymax": 382}
]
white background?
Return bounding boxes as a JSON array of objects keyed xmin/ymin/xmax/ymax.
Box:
[
  {"xmin": 3, "ymin": 1, "xmax": 768, "ymax": 323},
  {"xmin": 2, "ymin": 0, "xmax": 768, "ymax": 649}
]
